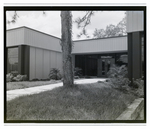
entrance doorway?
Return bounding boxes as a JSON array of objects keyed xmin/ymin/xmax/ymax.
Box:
[
  {"xmin": 75, "ymin": 54, "xmax": 125, "ymax": 78},
  {"xmin": 98, "ymin": 58, "xmax": 115, "ymax": 77}
]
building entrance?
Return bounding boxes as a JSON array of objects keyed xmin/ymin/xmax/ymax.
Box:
[
  {"xmin": 75, "ymin": 53, "xmax": 126, "ymax": 78},
  {"xmin": 98, "ymin": 58, "xmax": 115, "ymax": 77}
]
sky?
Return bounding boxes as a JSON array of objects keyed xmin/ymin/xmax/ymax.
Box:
[{"xmin": 6, "ymin": 11, "xmax": 126, "ymax": 40}]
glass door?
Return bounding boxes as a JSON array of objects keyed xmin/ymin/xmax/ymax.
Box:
[{"xmin": 99, "ymin": 58, "xmax": 115, "ymax": 77}]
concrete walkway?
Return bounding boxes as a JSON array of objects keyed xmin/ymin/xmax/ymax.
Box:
[{"xmin": 7, "ymin": 78, "xmax": 106, "ymax": 101}]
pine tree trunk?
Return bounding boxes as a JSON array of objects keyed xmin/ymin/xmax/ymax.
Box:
[{"xmin": 61, "ymin": 11, "xmax": 74, "ymax": 87}]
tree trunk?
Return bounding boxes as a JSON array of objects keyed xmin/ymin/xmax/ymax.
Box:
[{"xmin": 61, "ymin": 11, "xmax": 74, "ymax": 87}]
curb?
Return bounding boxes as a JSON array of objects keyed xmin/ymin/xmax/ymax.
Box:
[{"xmin": 116, "ymin": 98, "xmax": 144, "ymax": 120}]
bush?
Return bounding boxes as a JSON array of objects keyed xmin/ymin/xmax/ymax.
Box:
[
  {"xmin": 131, "ymin": 78, "xmax": 144, "ymax": 97},
  {"xmin": 49, "ymin": 68, "xmax": 62, "ymax": 80},
  {"xmin": 107, "ymin": 65, "xmax": 130, "ymax": 90},
  {"xmin": 31, "ymin": 78, "xmax": 40, "ymax": 81},
  {"xmin": 13, "ymin": 74, "xmax": 27, "ymax": 82},
  {"xmin": 6, "ymin": 73, "xmax": 14, "ymax": 82},
  {"xmin": 74, "ymin": 67, "xmax": 82, "ymax": 77},
  {"xmin": 40, "ymin": 79, "xmax": 50, "ymax": 81},
  {"xmin": 107, "ymin": 65, "xmax": 144, "ymax": 97},
  {"xmin": 6, "ymin": 73, "xmax": 27, "ymax": 82}
]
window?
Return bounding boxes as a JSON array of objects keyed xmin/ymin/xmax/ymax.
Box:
[{"xmin": 7, "ymin": 47, "xmax": 19, "ymax": 74}]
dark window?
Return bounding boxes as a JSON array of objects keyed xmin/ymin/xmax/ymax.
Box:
[
  {"xmin": 7, "ymin": 47, "xmax": 19, "ymax": 74},
  {"xmin": 75, "ymin": 55, "xmax": 98, "ymax": 76}
]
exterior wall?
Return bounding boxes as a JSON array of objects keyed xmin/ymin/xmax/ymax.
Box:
[
  {"xmin": 24, "ymin": 27, "xmax": 61, "ymax": 52},
  {"xmin": 29, "ymin": 46, "xmax": 62, "ymax": 80},
  {"xmin": 7, "ymin": 27, "xmax": 62, "ymax": 52},
  {"xmin": 72, "ymin": 36, "xmax": 127, "ymax": 54},
  {"xmin": 7, "ymin": 27, "xmax": 25, "ymax": 47},
  {"xmin": 127, "ymin": 11, "xmax": 144, "ymax": 81},
  {"xmin": 7, "ymin": 26, "xmax": 128, "ymax": 79},
  {"xmin": 127, "ymin": 11, "xmax": 144, "ymax": 33}
]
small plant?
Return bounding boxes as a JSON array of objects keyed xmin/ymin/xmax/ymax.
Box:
[
  {"xmin": 7, "ymin": 73, "xmax": 27, "ymax": 82},
  {"xmin": 49, "ymin": 68, "xmax": 62, "ymax": 80},
  {"xmin": 74, "ymin": 67, "xmax": 82, "ymax": 77},
  {"xmin": 131, "ymin": 78, "xmax": 144, "ymax": 97},
  {"xmin": 6, "ymin": 73, "xmax": 14, "ymax": 82},
  {"xmin": 13, "ymin": 74, "xmax": 27, "ymax": 82},
  {"xmin": 107, "ymin": 65, "xmax": 130, "ymax": 90},
  {"xmin": 31, "ymin": 78, "xmax": 40, "ymax": 81}
]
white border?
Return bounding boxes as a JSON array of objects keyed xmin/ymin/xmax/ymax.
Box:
[{"xmin": 1, "ymin": 1, "xmax": 149, "ymax": 128}]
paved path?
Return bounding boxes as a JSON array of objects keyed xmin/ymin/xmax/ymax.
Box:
[{"xmin": 7, "ymin": 78, "xmax": 106, "ymax": 101}]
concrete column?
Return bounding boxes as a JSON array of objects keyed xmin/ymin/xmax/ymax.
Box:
[
  {"xmin": 128, "ymin": 32, "xmax": 142, "ymax": 82},
  {"xmin": 18, "ymin": 45, "xmax": 30, "ymax": 80},
  {"xmin": 128, "ymin": 33, "xmax": 133, "ymax": 81},
  {"xmin": 132, "ymin": 32, "xmax": 142, "ymax": 79}
]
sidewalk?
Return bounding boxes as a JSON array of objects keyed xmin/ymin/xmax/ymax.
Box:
[{"xmin": 7, "ymin": 78, "xmax": 106, "ymax": 101}]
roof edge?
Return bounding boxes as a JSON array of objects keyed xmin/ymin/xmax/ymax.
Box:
[
  {"xmin": 74, "ymin": 35, "xmax": 127, "ymax": 42},
  {"xmin": 7, "ymin": 26, "xmax": 127, "ymax": 42},
  {"xmin": 7, "ymin": 26, "xmax": 61, "ymax": 40}
]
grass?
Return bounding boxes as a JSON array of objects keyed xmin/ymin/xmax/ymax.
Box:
[
  {"xmin": 7, "ymin": 82, "xmax": 137, "ymax": 120},
  {"xmin": 6, "ymin": 80, "xmax": 61, "ymax": 91}
]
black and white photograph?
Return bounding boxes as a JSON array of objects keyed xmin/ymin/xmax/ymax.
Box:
[{"xmin": 4, "ymin": 5, "xmax": 146, "ymax": 124}]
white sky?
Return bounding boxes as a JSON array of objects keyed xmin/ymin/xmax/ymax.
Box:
[{"xmin": 6, "ymin": 11, "xmax": 126, "ymax": 40}]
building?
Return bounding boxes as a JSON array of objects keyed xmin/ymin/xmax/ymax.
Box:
[
  {"xmin": 126, "ymin": 11, "xmax": 144, "ymax": 81},
  {"xmin": 7, "ymin": 26, "xmax": 128, "ymax": 80},
  {"xmin": 7, "ymin": 27, "xmax": 62, "ymax": 80},
  {"xmin": 72, "ymin": 36, "xmax": 127, "ymax": 77}
]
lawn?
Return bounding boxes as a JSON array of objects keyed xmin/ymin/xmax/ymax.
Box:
[
  {"xmin": 7, "ymin": 82, "xmax": 137, "ymax": 120},
  {"xmin": 6, "ymin": 80, "xmax": 61, "ymax": 91}
]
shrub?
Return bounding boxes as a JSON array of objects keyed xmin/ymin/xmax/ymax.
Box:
[
  {"xmin": 74, "ymin": 67, "xmax": 82, "ymax": 77},
  {"xmin": 11, "ymin": 71, "xmax": 18, "ymax": 77},
  {"xmin": 40, "ymin": 79, "xmax": 50, "ymax": 81},
  {"xmin": 107, "ymin": 65, "xmax": 130, "ymax": 90},
  {"xmin": 13, "ymin": 74, "xmax": 27, "ymax": 82},
  {"xmin": 6, "ymin": 73, "xmax": 27, "ymax": 82},
  {"xmin": 131, "ymin": 78, "xmax": 144, "ymax": 97},
  {"xmin": 31, "ymin": 78, "xmax": 40, "ymax": 81},
  {"xmin": 49, "ymin": 68, "xmax": 62, "ymax": 80},
  {"xmin": 107, "ymin": 65, "xmax": 144, "ymax": 97},
  {"xmin": 6, "ymin": 73, "xmax": 14, "ymax": 82}
]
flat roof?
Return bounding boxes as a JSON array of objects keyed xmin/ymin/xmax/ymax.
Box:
[
  {"xmin": 7, "ymin": 26, "xmax": 127, "ymax": 42},
  {"xmin": 7, "ymin": 26, "xmax": 61, "ymax": 40},
  {"xmin": 74, "ymin": 35, "xmax": 127, "ymax": 42}
]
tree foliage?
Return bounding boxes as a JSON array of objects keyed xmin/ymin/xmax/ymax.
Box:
[
  {"xmin": 93, "ymin": 28, "xmax": 105, "ymax": 38},
  {"xmin": 7, "ymin": 11, "xmax": 19, "ymax": 24},
  {"xmin": 75, "ymin": 11, "xmax": 95, "ymax": 38},
  {"xmin": 93, "ymin": 13, "xmax": 127, "ymax": 38}
]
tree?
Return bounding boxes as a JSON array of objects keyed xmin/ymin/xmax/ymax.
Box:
[
  {"xmin": 75, "ymin": 11, "xmax": 95, "ymax": 38},
  {"xmin": 7, "ymin": 11, "xmax": 19, "ymax": 24},
  {"xmin": 116, "ymin": 15, "xmax": 127, "ymax": 36},
  {"xmin": 105, "ymin": 24, "xmax": 118, "ymax": 37},
  {"xmin": 93, "ymin": 14, "xmax": 127, "ymax": 38},
  {"xmin": 93, "ymin": 28, "xmax": 106, "ymax": 38},
  {"xmin": 61, "ymin": 11, "xmax": 74, "ymax": 87}
]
